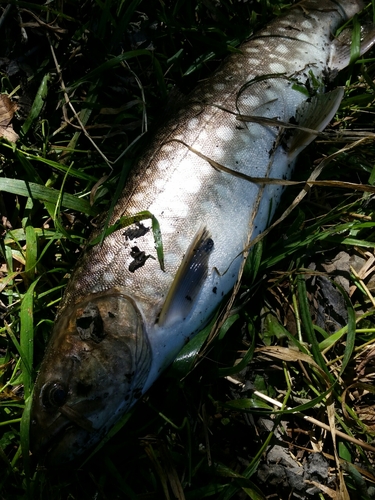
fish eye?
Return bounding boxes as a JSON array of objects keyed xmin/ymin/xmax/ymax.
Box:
[{"xmin": 41, "ymin": 382, "xmax": 68, "ymax": 409}]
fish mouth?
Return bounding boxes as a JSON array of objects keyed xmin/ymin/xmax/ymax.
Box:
[{"xmin": 31, "ymin": 403, "xmax": 99, "ymax": 467}]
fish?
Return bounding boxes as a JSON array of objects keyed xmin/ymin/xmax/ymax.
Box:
[{"xmin": 30, "ymin": 0, "xmax": 375, "ymax": 465}]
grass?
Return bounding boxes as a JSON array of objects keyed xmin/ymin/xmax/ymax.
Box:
[{"xmin": 0, "ymin": 0, "xmax": 375, "ymax": 498}]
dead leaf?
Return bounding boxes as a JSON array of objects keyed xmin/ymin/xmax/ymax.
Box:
[{"xmin": 0, "ymin": 94, "xmax": 19, "ymax": 142}]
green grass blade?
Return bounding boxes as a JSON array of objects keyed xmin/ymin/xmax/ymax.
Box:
[
  {"xmin": 0, "ymin": 178, "xmax": 99, "ymax": 215},
  {"xmin": 21, "ymin": 73, "xmax": 50, "ymax": 136},
  {"xmin": 20, "ymin": 393, "xmax": 33, "ymax": 492},
  {"xmin": 296, "ymin": 273, "xmax": 332, "ymax": 381},
  {"xmin": 20, "ymin": 278, "xmax": 40, "ymax": 400}
]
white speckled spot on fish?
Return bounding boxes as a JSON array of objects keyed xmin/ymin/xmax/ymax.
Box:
[
  {"xmin": 213, "ymin": 83, "xmax": 225, "ymax": 91},
  {"xmin": 215, "ymin": 125, "xmax": 234, "ymax": 141},
  {"xmin": 246, "ymin": 47, "xmax": 260, "ymax": 53},
  {"xmin": 276, "ymin": 44, "xmax": 289, "ymax": 54},
  {"xmin": 178, "ymin": 160, "xmax": 202, "ymax": 193},
  {"xmin": 239, "ymin": 93, "xmax": 261, "ymax": 107},
  {"xmin": 247, "ymin": 58, "xmax": 260, "ymax": 65},
  {"xmin": 204, "ymin": 93, "xmax": 213, "ymax": 98},
  {"xmin": 103, "ymin": 272, "xmax": 115, "ymax": 286},
  {"xmin": 269, "ymin": 62, "xmax": 286, "ymax": 72},
  {"xmin": 296, "ymin": 33, "xmax": 310, "ymax": 42},
  {"xmin": 132, "ymin": 191, "xmax": 147, "ymax": 203},
  {"xmin": 187, "ymin": 118, "xmax": 200, "ymax": 129},
  {"xmin": 157, "ymin": 160, "xmax": 171, "ymax": 171},
  {"xmin": 301, "ymin": 20, "xmax": 313, "ymax": 29},
  {"xmin": 154, "ymin": 177, "xmax": 166, "ymax": 190},
  {"xmin": 196, "ymin": 129, "xmax": 208, "ymax": 141}
]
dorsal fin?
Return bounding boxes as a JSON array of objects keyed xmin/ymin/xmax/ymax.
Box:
[{"xmin": 158, "ymin": 227, "xmax": 214, "ymax": 327}]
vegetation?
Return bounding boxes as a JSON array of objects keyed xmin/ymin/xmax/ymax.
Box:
[{"xmin": 0, "ymin": 0, "xmax": 375, "ymax": 498}]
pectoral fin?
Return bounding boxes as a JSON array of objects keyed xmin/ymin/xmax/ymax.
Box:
[
  {"xmin": 158, "ymin": 227, "xmax": 214, "ymax": 327},
  {"xmin": 287, "ymin": 87, "xmax": 344, "ymax": 158}
]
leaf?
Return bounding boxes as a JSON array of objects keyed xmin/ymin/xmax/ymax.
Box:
[{"xmin": 0, "ymin": 94, "xmax": 19, "ymax": 142}]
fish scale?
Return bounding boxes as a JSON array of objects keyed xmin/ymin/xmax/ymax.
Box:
[{"xmin": 30, "ymin": 0, "xmax": 375, "ymax": 465}]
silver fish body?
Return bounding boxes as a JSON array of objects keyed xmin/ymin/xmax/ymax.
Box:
[{"xmin": 30, "ymin": 0, "xmax": 375, "ymax": 464}]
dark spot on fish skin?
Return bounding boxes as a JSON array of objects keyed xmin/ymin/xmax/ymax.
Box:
[
  {"xmin": 185, "ymin": 295, "xmax": 192, "ymax": 302},
  {"xmin": 76, "ymin": 382, "xmax": 93, "ymax": 397},
  {"xmin": 128, "ymin": 246, "xmax": 152, "ymax": 272},
  {"xmin": 212, "ymin": 287, "xmax": 217, "ymax": 294},
  {"xmin": 76, "ymin": 303, "xmax": 105, "ymax": 343},
  {"xmin": 108, "ymin": 311, "xmax": 115, "ymax": 318},
  {"xmin": 124, "ymin": 222, "xmax": 150, "ymax": 240},
  {"xmin": 125, "ymin": 372, "xmax": 134, "ymax": 383}
]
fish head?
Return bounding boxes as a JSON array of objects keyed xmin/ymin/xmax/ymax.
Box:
[{"xmin": 30, "ymin": 290, "xmax": 151, "ymax": 466}]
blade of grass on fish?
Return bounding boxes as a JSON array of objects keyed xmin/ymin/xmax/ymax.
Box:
[
  {"xmin": 0, "ymin": 178, "xmax": 99, "ymax": 216},
  {"xmin": 169, "ymin": 315, "xmax": 217, "ymax": 380},
  {"xmin": 21, "ymin": 73, "xmax": 50, "ymax": 136},
  {"xmin": 89, "ymin": 210, "xmax": 165, "ymax": 271},
  {"xmin": 349, "ymin": 15, "xmax": 361, "ymax": 65}
]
